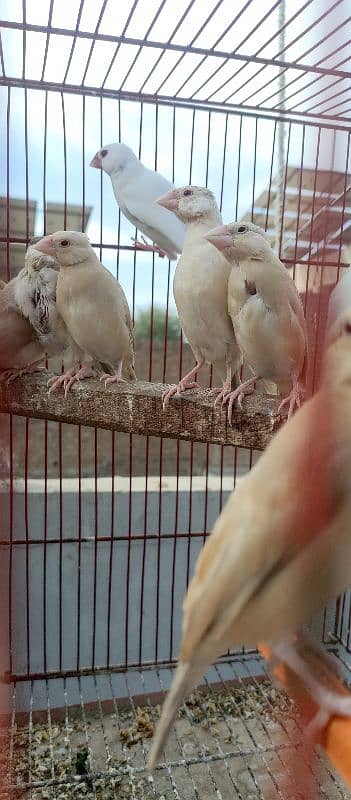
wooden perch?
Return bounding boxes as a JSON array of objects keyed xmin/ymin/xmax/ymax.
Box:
[{"xmin": 0, "ymin": 374, "xmax": 286, "ymax": 449}]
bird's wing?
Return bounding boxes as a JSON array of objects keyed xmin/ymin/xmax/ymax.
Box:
[
  {"xmin": 103, "ymin": 266, "xmax": 136, "ymax": 378},
  {"xmin": 57, "ymin": 261, "xmax": 134, "ymax": 371},
  {"xmin": 0, "ymin": 282, "xmax": 44, "ymax": 368},
  {"xmin": 286, "ymin": 279, "xmax": 309, "ymax": 385},
  {"xmin": 250, "ymin": 260, "xmax": 308, "ymax": 385},
  {"xmin": 114, "ymin": 170, "xmax": 185, "ymax": 254},
  {"xmin": 14, "ymin": 268, "xmax": 52, "ymax": 337},
  {"xmin": 0, "ymin": 281, "xmax": 14, "ymax": 313}
]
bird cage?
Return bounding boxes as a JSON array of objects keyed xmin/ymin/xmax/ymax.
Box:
[{"xmin": 0, "ymin": 0, "xmax": 351, "ymax": 797}]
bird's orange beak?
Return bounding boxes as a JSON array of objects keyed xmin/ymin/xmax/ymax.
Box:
[
  {"xmin": 155, "ymin": 189, "xmax": 179, "ymax": 211},
  {"xmin": 205, "ymin": 225, "xmax": 233, "ymax": 251},
  {"xmin": 90, "ymin": 153, "xmax": 102, "ymax": 169},
  {"xmin": 31, "ymin": 236, "xmax": 55, "ymax": 255}
]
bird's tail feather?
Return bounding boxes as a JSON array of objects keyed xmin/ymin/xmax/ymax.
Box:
[{"xmin": 148, "ymin": 660, "xmax": 205, "ymax": 771}]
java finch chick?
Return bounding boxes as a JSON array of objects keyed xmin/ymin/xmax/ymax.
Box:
[
  {"xmin": 15, "ymin": 239, "xmax": 80, "ymax": 364},
  {"xmin": 206, "ymin": 222, "xmax": 308, "ymax": 422},
  {"xmin": 32, "ymin": 231, "xmax": 136, "ymax": 392},
  {"xmin": 148, "ymin": 317, "xmax": 351, "ymax": 770},
  {"xmin": 156, "ymin": 186, "xmax": 241, "ymax": 407},
  {"xmin": 90, "ymin": 142, "xmax": 185, "ymax": 259},
  {"xmin": 0, "ymin": 280, "xmax": 45, "ymax": 382}
]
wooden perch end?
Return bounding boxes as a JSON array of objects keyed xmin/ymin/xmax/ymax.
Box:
[{"xmin": 0, "ymin": 374, "xmax": 286, "ymax": 449}]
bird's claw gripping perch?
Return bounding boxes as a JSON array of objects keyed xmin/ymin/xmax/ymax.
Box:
[
  {"xmin": 48, "ymin": 364, "xmax": 96, "ymax": 397},
  {"xmin": 213, "ymin": 376, "xmax": 233, "ymax": 407},
  {"xmin": 99, "ymin": 360, "xmax": 126, "ymax": 388},
  {"xmin": 278, "ymin": 378, "xmax": 302, "ymax": 420},
  {"xmin": 220, "ymin": 376, "xmax": 258, "ymax": 423},
  {"xmin": 162, "ymin": 361, "xmax": 204, "ymax": 409},
  {"xmin": 99, "ymin": 373, "xmax": 127, "ymax": 388},
  {"xmin": 213, "ymin": 388, "xmax": 229, "ymax": 406},
  {"xmin": 0, "ymin": 361, "xmax": 47, "ymax": 385},
  {"xmin": 162, "ymin": 381, "xmax": 199, "ymax": 409}
]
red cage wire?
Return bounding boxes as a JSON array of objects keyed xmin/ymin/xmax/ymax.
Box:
[{"xmin": 1, "ymin": 1, "xmax": 351, "ymax": 797}]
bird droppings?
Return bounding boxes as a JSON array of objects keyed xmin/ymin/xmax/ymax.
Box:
[
  {"xmin": 7, "ymin": 677, "xmax": 350, "ymax": 800},
  {"xmin": 120, "ymin": 707, "xmax": 156, "ymax": 746}
]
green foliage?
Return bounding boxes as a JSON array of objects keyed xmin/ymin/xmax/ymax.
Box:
[{"xmin": 135, "ymin": 306, "xmax": 180, "ymax": 341}]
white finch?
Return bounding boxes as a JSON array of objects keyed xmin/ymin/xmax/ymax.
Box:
[
  {"xmin": 90, "ymin": 142, "xmax": 185, "ymax": 260},
  {"xmin": 206, "ymin": 222, "xmax": 308, "ymax": 421},
  {"xmin": 32, "ymin": 231, "xmax": 136, "ymax": 393},
  {"xmin": 149, "ymin": 316, "xmax": 351, "ymax": 770},
  {"xmin": 155, "ymin": 186, "xmax": 241, "ymax": 407}
]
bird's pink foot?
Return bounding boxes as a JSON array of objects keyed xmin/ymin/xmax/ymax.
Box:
[
  {"xmin": 99, "ymin": 373, "xmax": 127, "ymax": 387},
  {"xmin": 213, "ymin": 380, "xmax": 232, "ymax": 406},
  {"xmin": 63, "ymin": 364, "xmax": 96, "ymax": 396},
  {"xmin": 0, "ymin": 361, "xmax": 46, "ymax": 385},
  {"xmin": 48, "ymin": 364, "xmax": 96, "ymax": 397},
  {"xmin": 131, "ymin": 236, "xmax": 168, "ymax": 259},
  {"xmin": 221, "ymin": 377, "xmax": 258, "ymax": 423},
  {"xmin": 277, "ymin": 382, "xmax": 301, "ymax": 420},
  {"xmin": 162, "ymin": 380, "xmax": 199, "ymax": 409},
  {"xmin": 99, "ymin": 360, "xmax": 126, "ymax": 388},
  {"xmin": 162, "ymin": 361, "xmax": 204, "ymax": 409},
  {"xmin": 48, "ymin": 366, "xmax": 76, "ymax": 395}
]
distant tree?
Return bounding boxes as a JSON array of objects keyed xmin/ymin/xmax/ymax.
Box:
[{"xmin": 135, "ymin": 306, "xmax": 180, "ymax": 341}]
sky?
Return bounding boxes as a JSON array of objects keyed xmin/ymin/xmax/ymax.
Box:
[{"xmin": 0, "ymin": 0, "xmax": 350, "ymax": 310}]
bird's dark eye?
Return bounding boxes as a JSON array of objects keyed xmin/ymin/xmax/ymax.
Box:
[
  {"xmin": 60, "ymin": 240, "xmax": 70, "ymax": 247},
  {"xmin": 344, "ymin": 321, "xmax": 351, "ymax": 334},
  {"xmin": 100, "ymin": 149, "xmax": 108, "ymax": 158},
  {"xmin": 183, "ymin": 189, "xmax": 193, "ymax": 196},
  {"xmin": 237, "ymin": 225, "xmax": 248, "ymax": 234}
]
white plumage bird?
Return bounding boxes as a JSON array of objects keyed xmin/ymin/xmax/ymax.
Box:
[
  {"xmin": 90, "ymin": 142, "xmax": 185, "ymax": 260},
  {"xmin": 156, "ymin": 186, "xmax": 241, "ymax": 407}
]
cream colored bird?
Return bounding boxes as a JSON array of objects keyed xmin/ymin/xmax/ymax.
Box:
[
  {"xmin": 149, "ymin": 316, "xmax": 351, "ymax": 770},
  {"xmin": 32, "ymin": 231, "xmax": 136, "ymax": 392},
  {"xmin": 205, "ymin": 222, "xmax": 308, "ymax": 422},
  {"xmin": 155, "ymin": 187, "xmax": 241, "ymax": 407}
]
